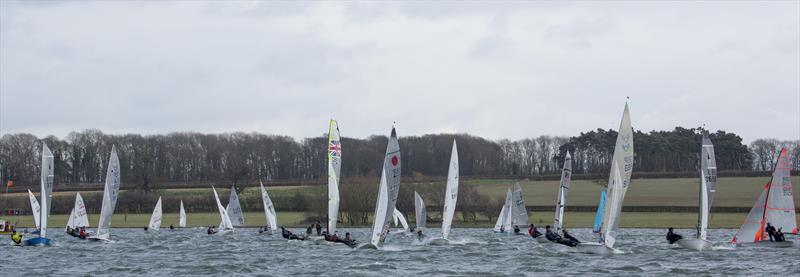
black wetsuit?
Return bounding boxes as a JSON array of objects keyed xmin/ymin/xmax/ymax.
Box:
[
  {"xmin": 315, "ymin": 224, "xmax": 322, "ymax": 236},
  {"xmin": 774, "ymin": 231, "xmax": 785, "ymax": 242},
  {"xmin": 545, "ymin": 229, "xmax": 561, "ymax": 242},
  {"xmin": 666, "ymin": 230, "xmax": 682, "ymax": 244},
  {"xmin": 765, "ymin": 225, "xmax": 777, "ymax": 241},
  {"xmin": 562, "ymin": 231, "xmax": 581, "ymax": 246}
]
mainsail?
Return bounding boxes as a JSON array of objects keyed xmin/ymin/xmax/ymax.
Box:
[
  {"xmin": 369, "ymin": 127, "xmax": 401, "ymax": 247},
  {"xmin": 509, "ymin": 182, "xmax": 528, "ymax": 227},
  {"xmin": 66, "ymin": 208, "xmax": 75, "ymax": 232},
  {"xmin": 213, "ymin": 186, "xmax": 234, "ymax": 231},
  {"xmin": 414, "ymin": 191, "xmax": 426, "ymax": 231},
  {"xmin": 327, "ymin": 119, "xmax": 342, "ymax": 233},
  {"xmin": 554, "ymin": 152, "xmax": 572, "ymax": 234},
  {"xmin": 260, "ymin": 181, "xmax": 278, "ymax": 233},
  {"xmin": 70, "ymin": 192, "xmax": 89, "ymax": 229},
  {"xmin": 441, "ymin": 140, "xmax": 459, "ymax": 240},
  {"xmin": 38, "ymin": 143, "xmax": 54, "ymax": 238},
  {"xmin": 179, "ymin": 200, "xmax": 186, "ymax": 228},
  {"xmin": 733, "ymin": 148, "xmax": 797, "ymax": 243},
  {"xmin": 95, "ymin": 145, "xmax": 121, "ymax": 241},
  {"xmin": 697, "ymin": 133, "xmax": 717, "ymax": 240},
  {"xmin": 392, "ymin": 209, "xmax": 409, "ymax": 231},
  {"xmin": 494, "ymin": 188, "xmax": 512, "ymax": 232},
  {"xmin": 225, "ymin": 186, "xmax": 245, "ymax": 227},
  {"xmin": 592, "ymin": 191, "xmax": 606, "ymax": 233},
  {"xmin": 148, "ymin": 197, "xmax": 162, "ymax": 231},
  {"xmin": 28, "ymin": 189, "xmax": 41, "ymax": 229},
  {"xmin": 597, "ymin": 103, "xmax": 634, "ymax": 248}
]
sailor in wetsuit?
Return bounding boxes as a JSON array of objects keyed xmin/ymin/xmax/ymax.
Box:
[
  {"xmin": 774, "ymin": 227, "xmax": 786, "ymax": 242},
  {"xmin": 666, "ymin": 227, "xmax": 683, "ymax": 244},
  {"xmin": 528, "ymin": 224, "xmax": 542, "ymax": 238},
  {"xmin": 765, "ymin": 223, "xmax": 777, "ymax": 241},
  {"xmin": 11, "ymin": 230, "xmax": 22, "ymax": 245}
]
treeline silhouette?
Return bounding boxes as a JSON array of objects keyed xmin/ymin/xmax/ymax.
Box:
[{"xmin": 1, "ymin": 127, "xmax": 798, "ymax": 189}]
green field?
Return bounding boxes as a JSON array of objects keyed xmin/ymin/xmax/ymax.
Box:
[
  {"xmin": 470, "ymin": 176, "xmax": 800, "ymax": 207},
  {"xmin": 2, "ymin": 176, "xmax": 798, "ymax": 229}
]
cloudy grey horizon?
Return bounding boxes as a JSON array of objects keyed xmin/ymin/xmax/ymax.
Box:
[{"xmin": 1, "ymin": 1, "xmax": 798, "ymax": 143}]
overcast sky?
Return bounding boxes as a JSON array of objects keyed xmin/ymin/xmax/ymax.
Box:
[{"xmin": 1, "ymin": 1, "xmax": 798, "ymax": 142}]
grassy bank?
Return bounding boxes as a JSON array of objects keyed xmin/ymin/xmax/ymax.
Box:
[{"xmin": 5, "ymin": 212, "xmax": 798, "ymax": 229}]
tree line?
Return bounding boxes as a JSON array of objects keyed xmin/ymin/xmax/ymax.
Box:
[{"xmin": 1, "ymin": 127, "xmax": 798, "ymax": 188}]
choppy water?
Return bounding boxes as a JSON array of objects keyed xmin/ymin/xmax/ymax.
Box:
[{"xmin": 5, "ymin": 228, "xmax": 798, "ymax": 276}]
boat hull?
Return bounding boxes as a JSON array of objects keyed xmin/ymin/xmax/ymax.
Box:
[
  {"xmin": 576, "ymin": 242, "xmax": 616, "ymax": 255},
  {"xmin": 736, "ymin": 240, "xmax": 794, "ymax": 248},
  {"xmin": 676, "ymin": 238, "xmax": 713, "ymax": 251},
  {"xmin": 356, "ymin": 243, "xmax": 379, "ymax": 250},
  {"xmin": 429, "ymin": 238, "xmax": 449, "ymax": 245},
  {"xmin": 535, "ymin": 236, "xmax": 550, "ymax": 243},
  {"xmin": 23, "ymin": 237, "xmax": 53, "ymax": 246}
]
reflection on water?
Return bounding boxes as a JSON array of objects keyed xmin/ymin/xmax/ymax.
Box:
[{"xmin": 5, "ymin": 228, "xmax": 798, "ymax": 276}]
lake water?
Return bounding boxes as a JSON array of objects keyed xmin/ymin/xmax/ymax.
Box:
[{"xmin": 5, "ymin": 228, "xmax": 798, "ymax": 276}]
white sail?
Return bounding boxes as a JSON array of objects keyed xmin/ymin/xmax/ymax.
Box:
[
  {"xmin": 733, "ymin": 148, "xmax": 797, "ymax": 243},
  {"xmin": 72, "ymin": 192, "xmax": 90, "ymax": 228},
  {"xmin": 148, "ymin": 197, "xmax": 162, "ymax": 231},
  {"xmin": 28, "ymin": 189, "xmax": 41, "ymax": 229},
  {"xmin": 213, "ymin": 186, "xmax": 234, "ymax": 231},
  {"xmin": 369, "ymin": 127, "xmax": 402, "ymax": 247},
  {"xmin": 327, "ymin": 119, "xmax": 342, "ymax": 233},
  {"xmin": 393, "ymin": 209, "xmax": 409, "ymax": 231},
  {"xmin": 225, "ymin": 186, "xmax": 245, "ymax": 227},
  {"xmin": 554, "ymin": 152, "xmax": 573, "ymax": 234},
  {"xmin": 39, "ymin": 143, "xmax": 54, "ymax": 238},
  {"xmin": 598, "ymin": 103, "xmax": 634, "ymax": 248},
  {"xmin": 179, "ymin": 200, "xmax": 186, "ymax": 228},
  {"xmin": 260, "ymin": 181, "xmax": 278, "ymax": 233},
  {"xmin": 697, "ymin": 133, "xmax": 717, "ymax": 240},
  {"xmin": 498, "ymin": 189, "xmax": 514, "ymax": 231},
  {"xmin": 414, "ymin": 191, "xmax": 427, "ymax": 231},
  {"xmin": 370, "ymin": 173, "xmax": 390, "ymax": 246},
  {"xmin": 94, "ymin": 145, "xmax": 121, "ymax": 241},
  {"xmin": 441, "ymin": 140, "xmax": 459, "ymax": 240},
  {"xmin": 510, "ymin": 182, "xmax": 528, "ymax": 227},
  {"xmin": 493, "ymin": 202, "xmax": 508, "ymax": 232},
  {"xmin": 65, "ymin": 208, "xmax": 75, "ymax": 232}
]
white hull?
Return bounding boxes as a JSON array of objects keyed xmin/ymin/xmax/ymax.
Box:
[
  {"xmin": 736, "ymin": 240, "xmax": 794, "ymax": 248},
  {"xmin": 429, "ymin": 238, "xmax": 449, "ymax": 245},
  {"xmin": 357, "ymin": 243, "xmax": 379, "ymax": 250},
  {"xmin": 676, "ymin": 238, "xmax": 713, "ymax": 251},
  {"xmin": 576, "ymin": 242, "xmax": 617, "ymax": 255}
]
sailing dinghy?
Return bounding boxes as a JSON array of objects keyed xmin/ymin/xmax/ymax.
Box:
[
  {"xmin": 360, "ymin": 127, "xmax": 401, "ymax": 249},
  {"xmin": 88, "ymin": 146, "xmax": 122, "ymax": 242},
  {"xmin": 676, "ymin": 132, "xmax": 717, "ymax": 251},
  {"xmin": 212, "ymin": 186, "xmax": 234, "ymax": 234},
  {"xmin": 24, "ymin": 143, "xmax": 54, "ymax": 246},
  {"xmin": 179, "ymin": 200, "xmax": 186, "ymax": 228},
  {"xmin": 66, "ymin": 192, "xmax": 90, "ymax": 237},
  {"xmin": 538, "ymin": 152, "xmax": 573, "ymax": 243},
  {"xmin": 430, "ymin": 140, "xmax": 460, "ymax": 245},
  {"xmin": 147, "ymin": 197, "xmax": 162, "ymax": 231},
  {"xmin": 219, "ymin": 186, "xmax": 245, "ymax": 228},
  {"xmin": 259, "ymin": 182, "xmax": 278, "ymax": 234},
  {"xmin": 732, "ymin": 148, "xmax": 797, "ymax": 246},
  {"xmin": 414, "ymin": 191, "xmax": 427, "ymax": 234},
  {"xmin": 28, "ymin": 189, "xmax": 41, "ymax": 233},
  {"xmin": 577, "ymin": 102, "xmax": 634, "ymax": 255},
  {"xmin": 493, "ymin": 189, "xmax": 512, "ymax": 233}
]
